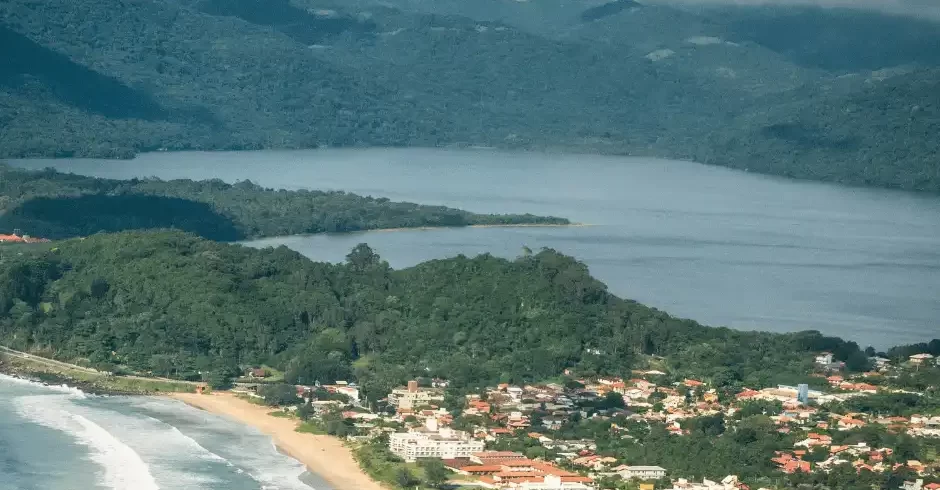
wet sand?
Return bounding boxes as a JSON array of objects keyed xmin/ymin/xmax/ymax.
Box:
[{"xmin": 169, "ymin": 392, "xmax": 385, "ymax": 490}]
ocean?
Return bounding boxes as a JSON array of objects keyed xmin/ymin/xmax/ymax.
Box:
[{"xmin": 0, "ymin": 375, "xmax": 326, "ymax": 490}]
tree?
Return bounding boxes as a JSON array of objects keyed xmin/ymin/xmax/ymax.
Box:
[
  {"xmin": 89, "ymin": 277, "xmax": 110, "ymax": 299},
  {"xmin": 419, "ymin": 459, "xmax": 450, "ymax": 488},
  {"xmin": 845, "ymin": 350, "xmax": 873, "ymax": 372},
  {"xmin": 206, "ymin": 370, "xmax": 232, "ymax": 390},
  {"xmin": 258, "ymin": 383, "xmax": 303, "ymax": 407},
  {"xmin": 394, "ymin": 467, "xmax": 418, "ymax": 489},
  {"xmin": 296, "ymin": 403, "xmax": 315, "ymax": 421},
  {"xmin": 600, "ymin": 391, "xmax": 625, "ymax": 410},
  {"xmin": 346, "ymin": 243, "xmax": 381, "ymax": 271}
]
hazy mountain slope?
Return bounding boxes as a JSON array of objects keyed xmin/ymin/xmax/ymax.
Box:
[
  {"xmin": 707, "ymin": 68, "xmax": 940, "ymax": 190},
  {"xmin": 0, "ymin": 0, "xmax": 445, "ymax": 155},
  {"xmin": 0, "ymin": 0, "xmax": 938, "ymax": 192}
]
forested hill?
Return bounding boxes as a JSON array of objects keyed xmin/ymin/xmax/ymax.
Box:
[
  {"xmin": 2, "ymin": 231, "xmax": 933, "ymax": 399},
  {"xmin": 0, "ymin": 165, "xmax": 567, "ymax": 240},
  {"xmin": 1, "ymin": 0, "xmax": 939, "ymax": 192}
]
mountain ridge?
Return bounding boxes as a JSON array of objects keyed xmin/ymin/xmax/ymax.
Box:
[{"xmin": 1, "ymin": 0, "xmax": 938, "ymax": 191}]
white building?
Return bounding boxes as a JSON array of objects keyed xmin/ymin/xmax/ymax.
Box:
[
  {"xmin": 616, "ymin": 465, "xmax": 667, "ymax": 480},
  {"xmin": 909, "ymin": 353, "xmax": 935, "ymax": 365},
  {"xmin": 388, "ymin": 380, "xmax": 445, "ymax": 410},
  {"xmin": 388, "ymin": 419, "xmax": 484, "ymax": 462},
  {"xmin": 670, "ymin": 475, "xmax": 744, "ymax": 490},
  {"xmin": 815, "ymin": 353, "xmax": 834, "ymax": 366},
  {"xmin": 515, "ymin": 476, "xmax": 593, "ymax": 490}
]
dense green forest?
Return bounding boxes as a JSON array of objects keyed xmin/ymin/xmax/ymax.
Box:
[
  {"xmin": 1, "ymin": 0, "xmax": 938, "ymax": 191},
  {"xmin": 1, "ymin": 231, "xmax": 932, "ymax": 401},
  {"xmin": 0, "ymin": 165, "xmax": 567, "ymax": 240}
]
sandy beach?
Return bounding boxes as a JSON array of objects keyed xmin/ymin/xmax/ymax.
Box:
[{"xmin": 169, "ymin": 392, "xmax": 385, "ymax": 490}]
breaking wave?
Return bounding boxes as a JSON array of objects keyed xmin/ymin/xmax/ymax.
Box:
[{"xmin": 14, "ymin": 395, "xmax": 159, "ymax": 490}]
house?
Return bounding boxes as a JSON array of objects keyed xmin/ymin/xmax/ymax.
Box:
[
  {"xmin": 838, "ymin": 418, "xmax": 866, "ymax": 430},
  {"xmin": 736, "ymin": 388, "xmax": 760, "ymax": 401},
  {"xmin": 388, "ymin": 380, "xmax": 445, "ymax": 410},
  {"xmin": 616, "ymin": 465, "xmax": 667, "ymax": 480},
  {"xmin": 772, "ymin": 452, "xmax": 811, "ymax": 474},
  {"xmin": 248, "ymin": 368, "xmax": 268, "ymax": 378},
  {"xmin": 872, "ymin": 357, "xmax": 891, "ymax": 368},
  {"xmin": 631, "ymin": 379, "xmax": 656, "ymax": 391},
  {"xmin": 816, "ymin": 353, "xmax": 834, "ymax": 366},
  {"xmin": 910, "ymin": 354, "xmax": 935, "ymax": 365},
  {"xmin": 0, "ymin": 234, "xmax": 25, "ymax": 243}
]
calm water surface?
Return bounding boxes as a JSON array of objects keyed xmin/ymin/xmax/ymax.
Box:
[{"xmin": 15, "ymin": 148, "xmax": 940, "ymax": 348}]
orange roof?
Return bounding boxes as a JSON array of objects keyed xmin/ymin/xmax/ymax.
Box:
[
  {"xmin": 501, "ymin": 460, "xmax": 537, "ymax": 467},
  {"xmin": 0, "ymin": 234, "xmax": 24, "ymax": 242},
  {"xmin": 473, "ymin": 451, "xmax": 524, "ymax": 458},
  {"xmin": 494, "ymin": 471, "xmax": 543, "ymax": 479},
  {"xmin": 461, "ymin": 465, "xmax": 503, "ymax": 473},
  {"xmin": 529, "ymin": 462, "xmax": 577, "ymax": 477},
  {"xmin": 562, "ymin": 476, "xmax": 594, "ymax": 483}
]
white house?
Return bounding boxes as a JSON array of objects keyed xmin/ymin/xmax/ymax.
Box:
[
  {"xmin": 616, "ymin": 465, "xmax": 667, "ymax": 480},
  {"xmin": 815, "ymin": 353, "xmax": 834, "ymax": 366},
  {"xmin": 909, "ymin": 353, "xmax": 935, "ymax": 365}
]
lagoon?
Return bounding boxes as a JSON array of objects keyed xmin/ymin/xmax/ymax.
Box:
[{"xmin": 14, "ymin": 148, "xmax": 940, "ymax": 348}]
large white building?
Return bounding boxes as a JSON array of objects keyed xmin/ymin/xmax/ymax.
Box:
[{"xmin": 389, "ymin": 419, "xmax": 484, "ymax": 462}]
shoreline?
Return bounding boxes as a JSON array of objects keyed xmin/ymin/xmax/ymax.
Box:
[
  {"xmin": 368, "ymin": 222, "xmax": 593, "ymax": 233},
  {"xmin": 168, "ymin": 392, "xmax": 386, "ymax": 490},
  {"xmin": 244, "ymin": 222, "xmax": 593, "ymax": 242}
]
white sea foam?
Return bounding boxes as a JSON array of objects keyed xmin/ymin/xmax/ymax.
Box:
[
  {"xmin": 14, "ymin": 395, "xmax": 159, "ymax": 490},
  {"xmin": 0, "ymin": 373, "xmax": 87, "ymax": 397},
  {"xmin": 241, "ymin": 441, "xmax": 312, "ymax": 490},
  {"xmin": 129, "ymin": 397, "xmax": 318, "ymax": 489}
]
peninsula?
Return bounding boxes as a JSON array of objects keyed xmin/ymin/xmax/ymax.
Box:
[{"xmin": 0, "ymin": 164, "xmax": 569, "ymax": 240}]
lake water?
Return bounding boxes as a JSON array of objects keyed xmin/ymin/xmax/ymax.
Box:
[
  {"xmin": 13, "ymin": 148, "xmax": 940, "ymax": 349},
  {"xmin": 0, "ymin": 375, "xmax": 326, "ymax": 490}
]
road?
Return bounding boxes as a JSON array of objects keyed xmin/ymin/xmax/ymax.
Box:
[{"xmin": 0, "ymin": 345, "xmax": 201, "ymax": 385}]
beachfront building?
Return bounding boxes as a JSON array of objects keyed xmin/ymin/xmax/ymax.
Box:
[
  {"xmin": 388, "ymin": 380, "xmax": 445, "ymax": 410},
  {"xmin": 389, "ymin": 418, "xmax": 484, "ymax": 462}
]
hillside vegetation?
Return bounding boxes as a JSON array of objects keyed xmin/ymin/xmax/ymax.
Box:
[
  {"xmin": 2, "ymin": 230, "xmax": 927, "ymax": 399},
  {"xmin": 1, "ymin": 0, "xmax": 938, "ymax": 191},
  {"xmin": 0, "ymin": 165, "xmax": 567, "ymax": 240}
]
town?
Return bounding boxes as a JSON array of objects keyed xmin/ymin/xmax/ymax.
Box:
[{"xmin": 235, "ymin": 351, "xmax": 940, "ymax": 490}]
